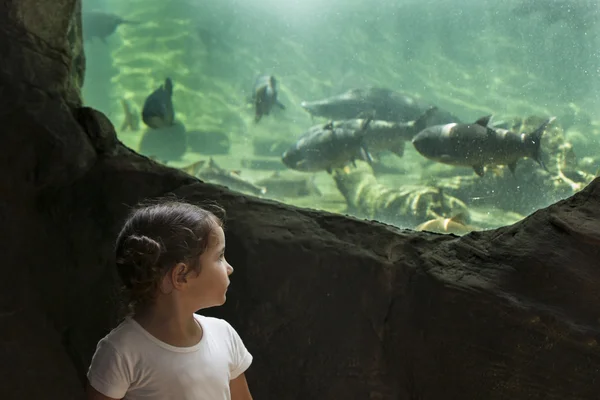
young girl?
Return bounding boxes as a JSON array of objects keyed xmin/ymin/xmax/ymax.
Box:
[{"xmin": 86, "ymin": 201, "xmax": 253, "ymax": 400}]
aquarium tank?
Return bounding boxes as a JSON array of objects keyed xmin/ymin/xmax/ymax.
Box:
[{"xmin": 81, "ymin": 0, "xmax": 600, "ymax": 235}]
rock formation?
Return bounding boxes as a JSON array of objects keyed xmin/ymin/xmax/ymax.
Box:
[{"xmin": 0, "ymin": 1, "xmax": 599, "ymax": 399}]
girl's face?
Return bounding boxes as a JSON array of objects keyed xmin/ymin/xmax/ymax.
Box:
[{"xmin": 184, "ymin": 225, "xmax": 234, "ymax": 310}]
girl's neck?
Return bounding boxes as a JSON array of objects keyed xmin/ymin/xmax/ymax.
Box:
[{"xmin": 133, "ymin": 301, "xmax": 202, "ymax": 348}]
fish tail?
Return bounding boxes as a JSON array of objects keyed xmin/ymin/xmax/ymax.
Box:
[
  {"xmin": 527, "ymin": 116, "xmax": 555, "ymax": 171},
  {"xmin": 164, "ymin": 78, "xmax": 173, "ymax": 95},
  {"xmin": 413, "ymin": 106, "xmax": 438, "ymax": 135}
]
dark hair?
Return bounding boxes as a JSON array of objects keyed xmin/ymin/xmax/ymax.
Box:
[{"xmin": 114, "ymin": 200, "xmax": 225, "ymax": 314}]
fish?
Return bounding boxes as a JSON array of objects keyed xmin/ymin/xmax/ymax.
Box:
[
  {"xmin": 300, "ymin": 87, "xmax": 461, "ymax": 125},
  {"xmin": 415, "ymin": 213, "xmax": 476, "ymax": 236},
  {"xmin": 142, "ymin": 78, "xmax": 175, "ymax": 129},
  {"xmin": 82, "ymin": 11, "xmax": 140, "ymax": 43},
  {"xmin": 254, "ymin": 171, "xmax": 322, "ymax": 198},
  {"xmin": 182, "ymin": 158, "xmax": 267, "ymax": 196},
  {"xmin": 120, "ymin": 99, "xmax": 140, "ymax": 132},
  {"xmin": 281, "ymin": 107, "xmax": 437, "ymax": 174},
  {"xmin": 411, "ymin": 115, "xmax": 556, "ymax": 177},
  {"xmin": 252, "ymin": 75, "xmax": 285, "ymax": 123}
]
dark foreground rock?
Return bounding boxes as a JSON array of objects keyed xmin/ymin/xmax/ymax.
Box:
[{"xmin": 1, "ymin": 0, "xmax": 600, "ymax": 399}]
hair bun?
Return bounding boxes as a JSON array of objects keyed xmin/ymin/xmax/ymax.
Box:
[{"xmin": 117, "ymin": 235, "xmax": 162, "ymax": 269}]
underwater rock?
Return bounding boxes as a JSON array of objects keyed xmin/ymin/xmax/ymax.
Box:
[
  {"xmin": 186, "ymin": 129, "xmax": 231, "ymax": 155},
  {"xmin": 138, "ymin": 121, "xmax": 187, "ymax": 162},
  {"xmin": 3, "ymin": 1, "xmax": 600, "ymax": 400},
  {"xmin": 332, "ymin": 161, "xmax": 470, "ymax": 228}
]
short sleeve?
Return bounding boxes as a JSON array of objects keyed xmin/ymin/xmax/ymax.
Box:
[
  {"xmin": 226, "ymin": 322, "xmax": 253, "ymax": 380},
  {"xmin": 87, "ymin": 338, "xmax": 131, "ymax": 399}
]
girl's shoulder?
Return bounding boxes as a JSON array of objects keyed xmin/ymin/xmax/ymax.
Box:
[
  {"xmin": 194, "ymin": 314, "xmax": 240, "ymax": 337},
  {"xmin": 194, "ymin": 314, "xmax": 230, "ymax": 330},
  {"xmin": 99, "ymin": 317, "xmax": 147, "ymax": 353}
]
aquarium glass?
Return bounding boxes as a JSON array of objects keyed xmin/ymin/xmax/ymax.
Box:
[{"xmin": 82, "ymin": 0, "xmax": 600, "ymax": 235}]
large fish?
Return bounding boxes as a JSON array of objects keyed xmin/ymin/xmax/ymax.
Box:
[
  {"xmin": 252, "ymin": 75, "xmax": 285, "ymax": 123},
  {"xmin": 281, "ymin": 107, "xmax": 436, "ymax": 173},
  {"xmin": 300, "ymin": 87, "xmax": 461, "ymax": 125},
  {"xmin": 411, "ymin": 115, "xmax": 556, "ymax": 177},
  {"xmin": 142, "ymin": 78, "xmax": 175, "ymax": 129}
]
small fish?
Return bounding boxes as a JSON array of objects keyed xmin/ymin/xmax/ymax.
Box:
[
  {"xmin": 82, "ymin": 11, "xmax": 140, "ymax": 43},
  {"xmin": 281, "ymin": 108, "xmax": 436, "ymax": 174},
  {"xmin": 300, "ymin": 87, "xmax": 461, "ymax": 125},
  {"xmin": 411, "ymin": 115, "xmax": 556, "ymax": 177},
  {"xmin": 252, "ymin": 75, "xmax": 285, "ymax": 123},
  {"xmin": 254, "ymin": 171, "xmax": 322, "ymax": 198},
  {"xmin": 142, "ymin": 78, "xmax": 175, "ymax": 129},
  {"xmin": 415, "ymin": 213, "xmax": 475, "ymax": 236},
  {"xmin": 182, "ymin": 158, "xmax": 267, "ymax": 196},
  {"xmin": 120, "ymin": 99, "xmax": 140, "ymax": 132}
]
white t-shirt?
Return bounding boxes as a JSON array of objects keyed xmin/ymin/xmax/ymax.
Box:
[{"xmin": 87, "ymin": 314, "xmax": 253, "ymax": 400}]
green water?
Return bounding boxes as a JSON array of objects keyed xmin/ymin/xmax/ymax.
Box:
[{"xmin": 81, "ymin": 0, "xmax": 600, "ymax": 233}]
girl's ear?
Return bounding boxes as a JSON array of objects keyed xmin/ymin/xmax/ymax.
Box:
[
  {"xmin": 159, "ymin": 270, "xmax": 175, "ymax": 294},
  {"xmin": 171, "ymin": 262, "xmax": 190, "ymax": 289}
]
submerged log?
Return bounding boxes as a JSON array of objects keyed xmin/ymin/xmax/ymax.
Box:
[{"xmin": 1, "ymin": 0, "xmax": 600, "ymax": 399}]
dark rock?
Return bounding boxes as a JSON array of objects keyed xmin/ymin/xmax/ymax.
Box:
[
  {"xmin": 1, "ymin": 0, "xmax": 600, "ymax": 399},
  {"xmin": 74, "ymin": 107, "xmax": 118, "ymax": 155}
]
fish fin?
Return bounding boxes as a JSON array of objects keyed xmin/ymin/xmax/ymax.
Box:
[
  {"xmin": 309, "ymin": 175, "xmax": 323, "ymax": 196},
  {"xmin": 475, "ymin": 115, "xmax": 492, "ymax": 127},
  {"xmin": 351, "ymin": 159, "xmax": 357, "ymax": 167},
  {"xmin": 254, "ymin": 86, "xmax": 267, "ymax": 123},
  {"xmin": 181, "ymin": 160, "xmax": 206, "ymax": 175},
  {"xmin": 507, "ymin": 162, "xmax": 517, "ymax": 175},
  {"xmin": 389, "ymin": 142, "xmax": 405, "ymax": 157},
  {"xmin": 164, "ymin": 78, "xmax": 173, "ymax": 96},
  {"xmin": 359, "ymin": 145, "xmax": 373, "ymax": 164},
  {"xmin": 208, "ymin": 157, "xmax": 221, "ymax": 170},
  {"xmin": 414, "ymin": 106, "xmax": 438, "ymax": 132},
  {"xmin": 120, "ymin": 118, "xmax": 129, "ymax": 131},
  {"xmin": 527, "ymin": 116, "xmax": 555, "ymax": 171},
  {"xmin": 276, "ymin": 100, "xmax": 286, "ymax": 110},
  {"xmin": 360, "ymin": 116, "xmax": 373, "ymax": 131},
  {"xmin": 450, "ymin": 212, "xmax": 470, "ymax": 225},
  {"xmin": 473, "ymin": 164, "xmax": 485, "ymax": 177},
  {"xmin": 326, "ymin": 167, "xmax": 332, "ymax": 174},
  {"xmin": 231, "ymin": 170, "xmax": 242, "ymax": 176}
]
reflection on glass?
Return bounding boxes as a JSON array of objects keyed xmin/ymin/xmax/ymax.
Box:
[{"xmin": 81, "ymin": 0, "xmax": 600, "ymax": 235}]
